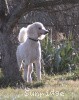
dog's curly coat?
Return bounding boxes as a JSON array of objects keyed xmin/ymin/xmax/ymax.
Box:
[{"xmin": 16, "ymin": 22, "xmax": 48, "ymax": 82}]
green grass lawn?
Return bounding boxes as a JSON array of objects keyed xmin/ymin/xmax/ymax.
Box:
[{"xmin": 0, "ymin": 74, "xmax": 79, "ymax": 100}]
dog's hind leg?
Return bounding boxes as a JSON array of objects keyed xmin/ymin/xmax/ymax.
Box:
[
  {"xmin": 35, "ymin": 60, "xmax": 41, "ymax": 81},
  {"xmin": 16, "ymin": 56, "xmax": 22, "ymax": 70}
]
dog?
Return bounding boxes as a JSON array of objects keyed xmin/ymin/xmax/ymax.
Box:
[{"xmin": 16, "ymin": 22, "xmax": 48, "ymax": 82}]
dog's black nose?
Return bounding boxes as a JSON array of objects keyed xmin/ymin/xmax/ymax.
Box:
[{"xmin": 44, "ymin": 30, "xmax": 49, "ymax": 34}]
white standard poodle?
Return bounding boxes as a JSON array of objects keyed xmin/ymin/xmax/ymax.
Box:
[{"xmin": 16, "ymin": 22, "xmax": 48, "ymax": 82}]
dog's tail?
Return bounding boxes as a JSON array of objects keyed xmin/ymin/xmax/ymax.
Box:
[{"xmin": 18, "ymin": 27, "xmax": 27, "ymax": 43}]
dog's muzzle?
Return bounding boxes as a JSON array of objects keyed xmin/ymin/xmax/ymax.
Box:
[{"xmin": 44, "ymin": 30, "xmax": 49, "ymax": 35}]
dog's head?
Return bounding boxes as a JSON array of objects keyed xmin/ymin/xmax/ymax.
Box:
[{"xmin": 26, "ymin": 22, "xmax": 48, "ymax": 40}]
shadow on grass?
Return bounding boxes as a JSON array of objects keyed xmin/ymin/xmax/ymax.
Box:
[
  {"xmin": 0, "ymin": 77, "xmax": 24, "ymax": 88},
  {"xmin": 24, "ymin": 81, "xmax": 45, "ymax": 88},
  {"xmin": 0, "ymin": 76, "xmax": 45, "ymax": 89},
  {"xmin": 0, "ymin": 72, "xmax": 79, "ymax": 89}
]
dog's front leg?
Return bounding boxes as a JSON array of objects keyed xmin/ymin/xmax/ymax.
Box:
[
  {"xmin": 28, "ymin": 63, "xmax": 33, "ymax": 83},
  {"xmin": 35, "ymin": 60, "xmax": 41, "ymax": 81},
  {"xmin": 24, "ymin": 65, "xmax": 28, "ymax": 82}
]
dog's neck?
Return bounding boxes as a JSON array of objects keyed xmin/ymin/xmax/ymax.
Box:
[{"xmin": 28, "ymin": 37, "xmax": 39, "ymax": 42}]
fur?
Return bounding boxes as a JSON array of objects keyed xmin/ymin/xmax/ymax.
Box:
[{"xmin": 16, "ymin": 22, "xmax": 48, "ymax": 82}]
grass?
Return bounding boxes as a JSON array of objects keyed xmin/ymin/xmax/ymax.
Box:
[{"xmin": 0, "ymin": 74, "xmax": 79, "ymax": 100}]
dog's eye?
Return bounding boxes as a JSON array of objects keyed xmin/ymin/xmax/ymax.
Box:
[{"xmin": 39, "ymin": 27, "xmax": 41, "ymax": 30}]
